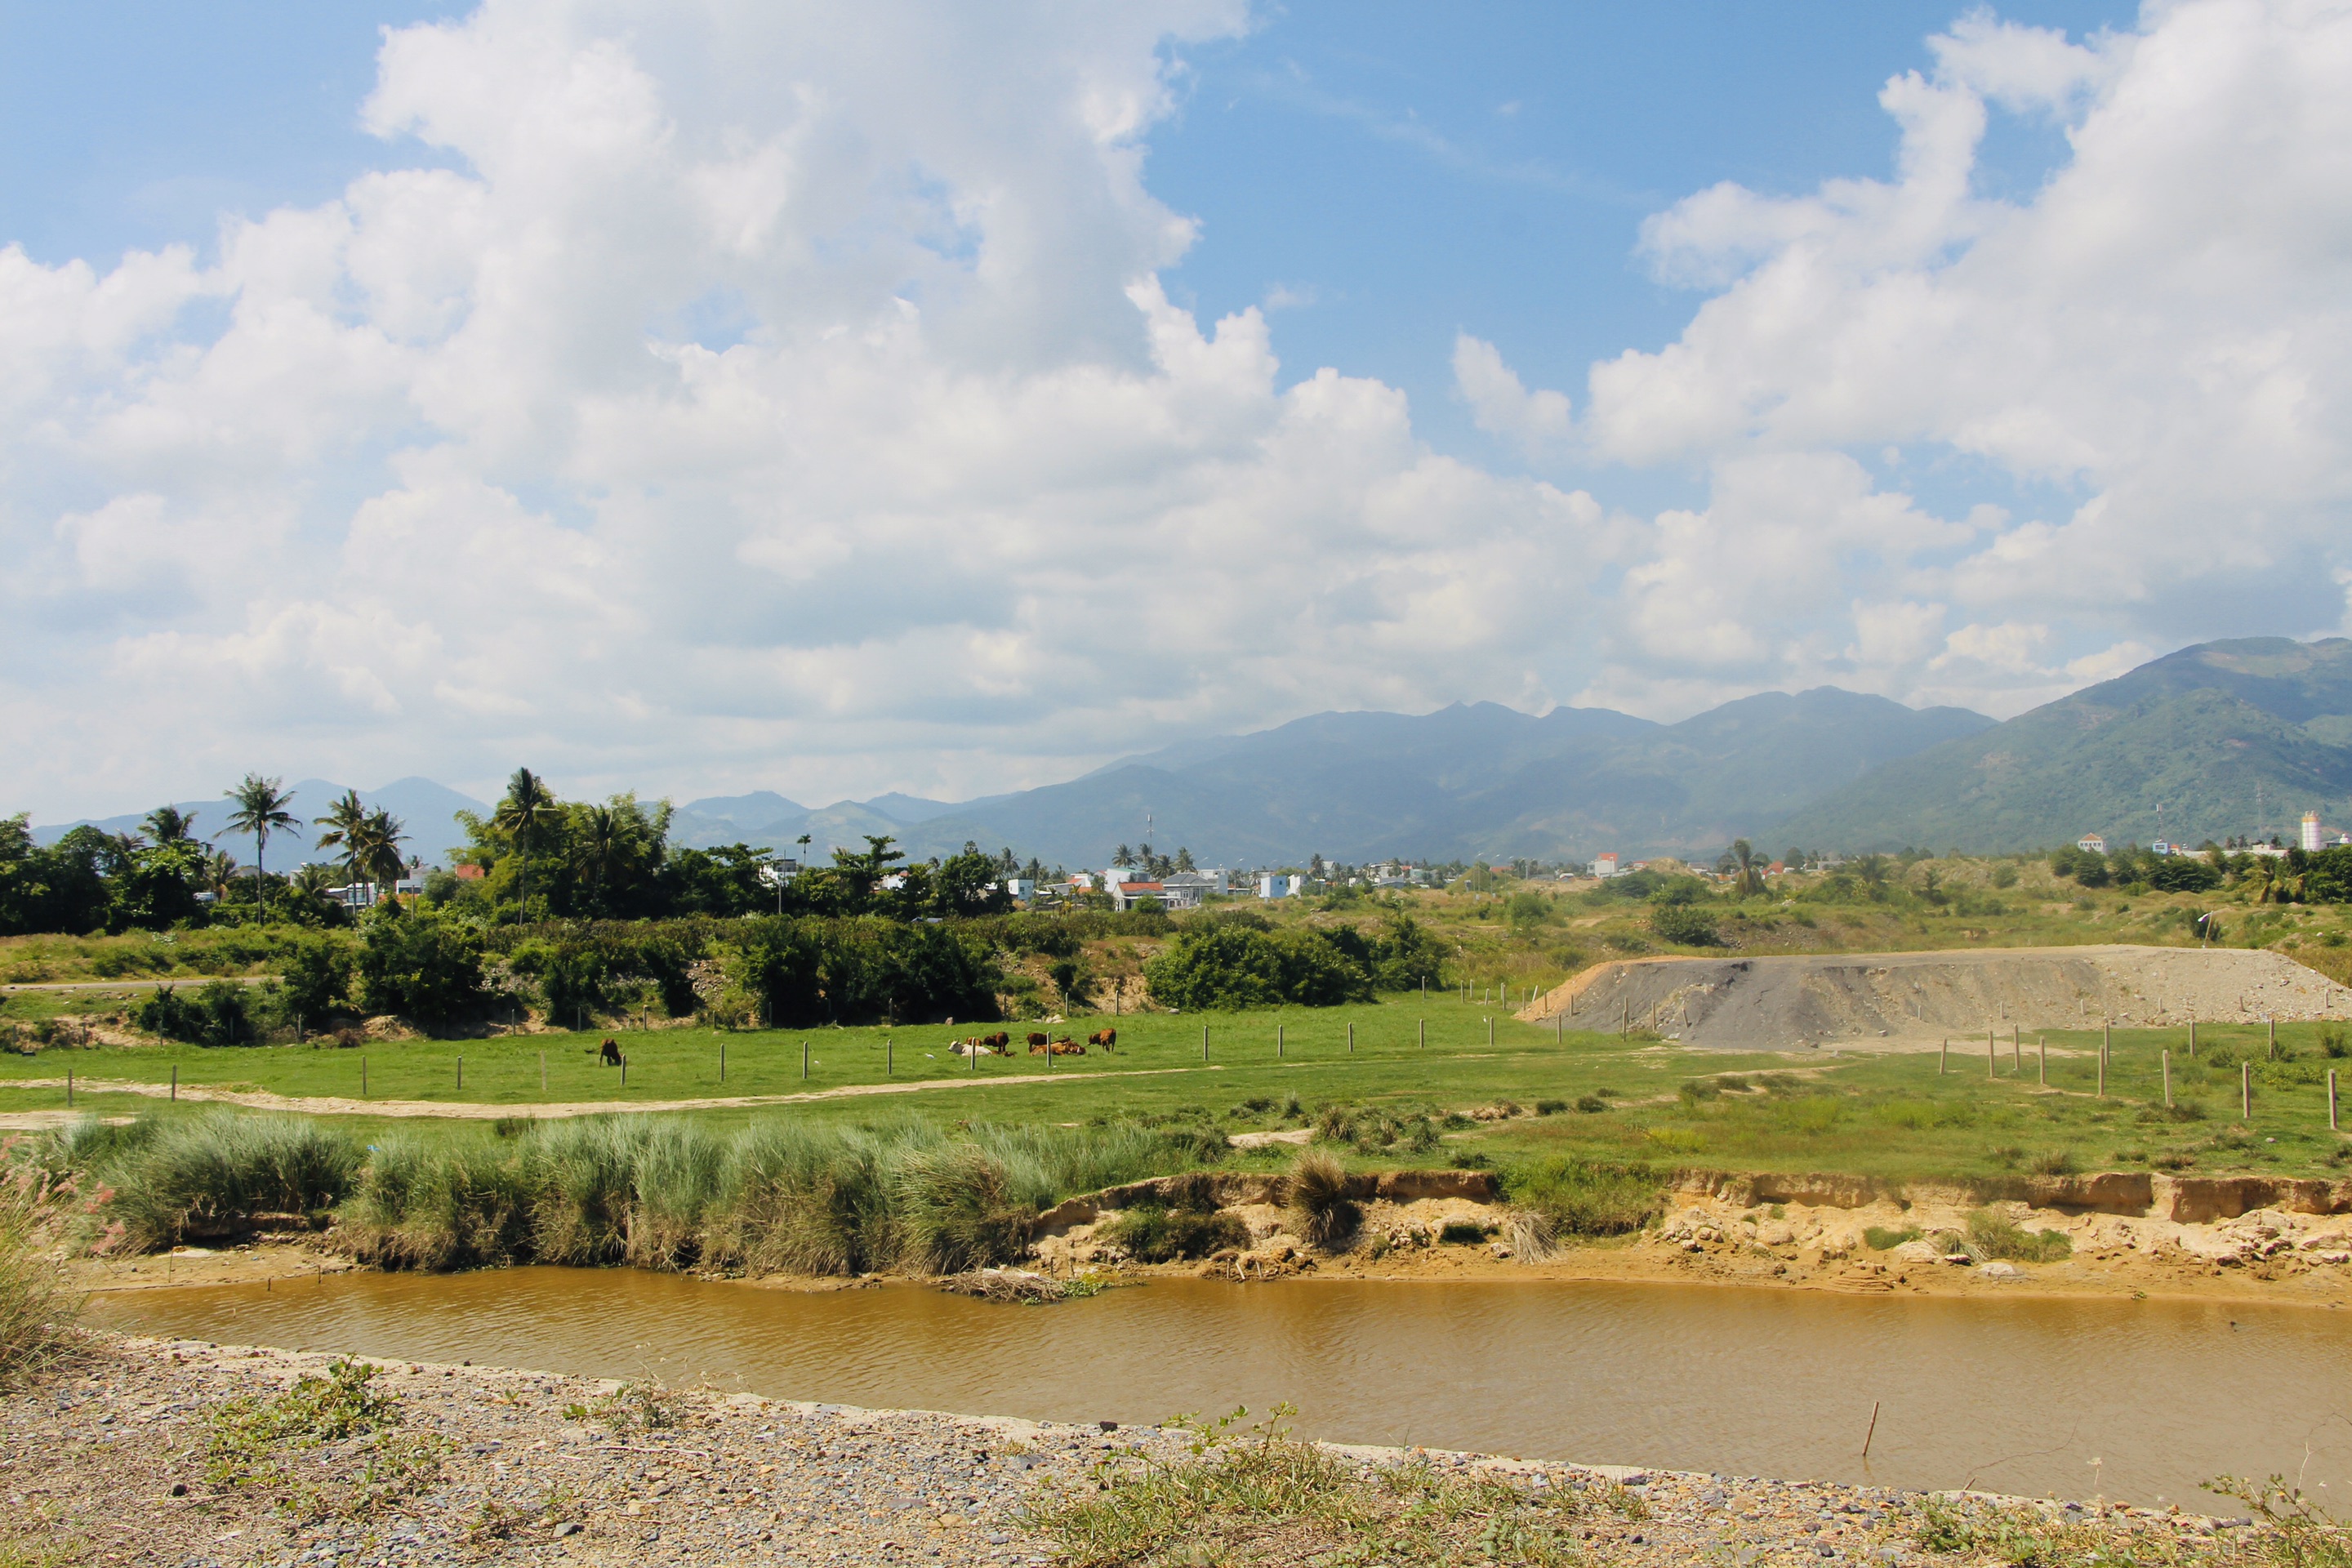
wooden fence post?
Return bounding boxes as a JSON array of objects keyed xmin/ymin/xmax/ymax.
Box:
[
  {"xmin": 2242, "ymin": 1061, "xmax": 2252, "ymax": 1120},
  {"xmin": 1988, "ymin": 1029, "xmax": 1997, "ymax": 1080},
  {"xmin": 2163, "ymin": 1049, "xmax": 2172, "ymax": 1109},
  {"xmin": 1939, "ymin": 1039, "xmax": 1948, "ymax": 1076}
]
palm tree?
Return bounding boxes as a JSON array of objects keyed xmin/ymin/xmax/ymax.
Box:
[
  {"xmin": 314, "ymin": 789, "xmax": 371, "ymax": 899},
  {"xmin": 492, "ymin": 767, "xmax": 560, "ymax": 912},
  {"xmin": 142, "ymin": 805, "xmax": 201, "ymax": 844},
  {"xmin": 357, "ymin": 808, "xmax": 408, "ymax": 898},
  {"xmin": 225, "ymin": 774, "xmax": 300, "ymax": 914},
  {"xmin": 795, "ymin": 833, "xmax": 812, "ymax": 869},
  {"xmin": 579, "ymin": 804, "xmax": 624, "ymax": 909},
  {"xmin": 202, "ymin": 849, "xmax": 238, "ymax": 898},
  {"xmin": 1728, "ymin": 839, "xmax": 1762, "ymax": 898}
]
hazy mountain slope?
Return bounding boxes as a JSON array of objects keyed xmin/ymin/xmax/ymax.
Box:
[
  {"xmin": 890, "ymin": 689, "xmax": 1993, "ymax": 867},
  {"xmin": 1775, "ymin": 638, "xmax": 2352, "ymax": 852}
]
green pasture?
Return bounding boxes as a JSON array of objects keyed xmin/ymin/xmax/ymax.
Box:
[{"xmin": 2, "ymin": 1003, "xmax": 2343, "ymax": 1183}]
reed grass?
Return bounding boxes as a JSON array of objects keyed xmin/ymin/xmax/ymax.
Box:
[
  {"xmin": 39, "ymin": 1107, "xmax": 1222, "ymax": 1278},
  {"xmin": 0, "ymin": 1143, "xmax": 91, "ymax": 1383}
]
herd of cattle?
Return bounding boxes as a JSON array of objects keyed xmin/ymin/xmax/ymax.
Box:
[{"xmin": 949, "ymin": 1027, "xmax": 1116, "ymax": 1058}]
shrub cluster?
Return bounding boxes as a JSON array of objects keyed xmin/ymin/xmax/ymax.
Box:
[{"xmin": 1142, "ymin": 913, "xmax": 1445, "ymax": 1010}]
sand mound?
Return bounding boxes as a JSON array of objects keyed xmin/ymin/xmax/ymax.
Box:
[{"xmin": 1520, "ymin": 945, "xmax": 2350, "ymax": 1051}]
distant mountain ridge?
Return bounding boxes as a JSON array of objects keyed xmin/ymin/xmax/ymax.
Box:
[
  {"xmin": 1775, "ymin": 637, "xmax": 2352, "ymax": 853},
  {"xmin": 53, "ymin": 638, "xmax": 2340, "ymax": 872}
]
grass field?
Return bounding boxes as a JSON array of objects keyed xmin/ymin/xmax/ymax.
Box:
[{"xmin": 6, "ymin": 999, "xmax": 2345, "ymax": 1184}]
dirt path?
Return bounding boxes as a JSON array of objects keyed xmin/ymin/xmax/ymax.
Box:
[
  {"xmin": 1521, "ymin": 944, "xmax": 2352, "ymax": 1050},
  {"xmin": 0, "ymin": 1063, "xmax": 1225, "ymax": 1120}
]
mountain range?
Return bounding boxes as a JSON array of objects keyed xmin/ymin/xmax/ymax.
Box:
[
  {"xmin": 1775, "ymin": 636, "xmax": 2352, "ymax": 853},
  {"xmin": 31, "ymin": 637, "xmax": 2352, "ymax": 871}
]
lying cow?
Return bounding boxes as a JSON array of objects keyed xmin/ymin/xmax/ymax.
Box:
[
  {"xmin": 1028, "ymin": 1036, "xmax": 1085, "ymax": 1056},
  {"xmin": 599, "ymin": 1038, "xmax": 622, "ymax": 1067}
]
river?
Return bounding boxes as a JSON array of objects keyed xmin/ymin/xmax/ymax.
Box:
[{"xmin": 91, "ymin": 1269, "xmax": 2352, "ymax": 1508}]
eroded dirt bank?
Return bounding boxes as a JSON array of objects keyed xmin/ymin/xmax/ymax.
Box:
[
  {"xmin": 1028, "ymin": 1168, "xmax": 2352, "ymax": 1306},
  {"xmin": 3, "ymin": 1335, "xmax": 2273, "ymax": 1568}
]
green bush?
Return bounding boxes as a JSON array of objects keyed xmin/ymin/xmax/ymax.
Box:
[
  {"xmin": 1099, "ymin": 1204, "xmax": 1247, "ymax": 1263},
  {"xmin": 1506, "ymin": 1156, "xmax": 1663, "ymax": 1237},
  {"xmin": 1862, "ymin": 1225, "xmax": 1922, "ymax": 1251},
  {"xmin": 1965, "ymin": 1210, "xmax": 2073, "ymax": 1263},
  {"xmin": 133, "ymin": 980, "xmax": 261, "ymax": 1045},
  {"xmin": 1650, "ymin": 904, "xmax": 1722, "ymax": 947},
  {"xmin": 276, "ymin": 936, "xmax": 354, "ymax": 1021},
  {"xmin": 355, "ymin": 909, "xmax": 492, "ymax": 1028},
  {"xmin": 1142, "ymin": 923, "xmax": 1374, "ymax": 1009}
]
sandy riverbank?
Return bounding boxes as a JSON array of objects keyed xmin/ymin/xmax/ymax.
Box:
[{"xmin": 2, "ymin": 1334, "xmax": 2274, "ymax": 1568}]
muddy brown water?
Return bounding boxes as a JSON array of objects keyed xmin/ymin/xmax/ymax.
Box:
[{"xmin": 91, "ymin": 1271, "xmax": 2352, "ymax": 1508}]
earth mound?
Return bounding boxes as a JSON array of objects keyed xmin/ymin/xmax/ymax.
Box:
[{"xmin": 1520, "ymin": 944, "xmax": 2349, "ymax": 1051}]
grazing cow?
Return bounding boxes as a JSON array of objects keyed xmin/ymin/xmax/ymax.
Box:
[
  {"xmin": 1026, "ymin": 1031, "xmax": 1049, "ymax": 1049},
  {"xmin": 599, "ymin": 1038, "xmax": 622, "ymax": 1067},
  {"xmin": 982, "ymin": 1031, "xmax": 1010, "ymax": 1049},
  {"xmin": 1088, "ymin": 1028, "xmax": 1117, "ymax": 1051}
]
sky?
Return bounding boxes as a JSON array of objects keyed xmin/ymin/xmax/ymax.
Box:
[{"xmin": 5, "ymin": 0, "xmax": 2350, "ymax": 819}]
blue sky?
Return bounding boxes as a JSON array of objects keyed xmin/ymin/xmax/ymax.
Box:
[
  {"xmin": 2, "ymin": 0, "xmax": 2127, "ymax": 508},
  {"xmin": 2, "ymin": 0, "xmax": 2343, "ymax": 817}
]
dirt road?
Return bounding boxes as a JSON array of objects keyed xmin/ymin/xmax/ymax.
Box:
[{"xmin": 0, "ymin": 1063, "xmax": 1223, "ymax": 1120}]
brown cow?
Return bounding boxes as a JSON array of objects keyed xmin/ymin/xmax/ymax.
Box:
[
  {"xmin": 982, "ymin": 1031, "xmax": 1010, "ymax": 1049},
  {"xmin": 599, "ymin": 1039, "xmax": 622, "ymax": 1067},
  {"xmin": 1088, "ymin": 1028, "xmax": 1117, "ymax": 1051},
  {"xmin": 1026, "ymin": 1031, "xmax": 1049, "ymax": 1049}
]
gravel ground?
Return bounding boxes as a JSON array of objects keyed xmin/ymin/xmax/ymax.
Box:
[{"xmin": 1, "ymin": 1334, "xmax": 2270, "ymax": 1567}]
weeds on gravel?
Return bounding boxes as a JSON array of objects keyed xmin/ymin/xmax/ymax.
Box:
[
  {"xmin": 1913, "ymin": 1494, "xmax": 2230, "ymax": 1566},
  {"xmin": 2205, "ymin": 1475, "xmax": 2352, "ymax": 1567},
  {"xmin": 205, "ymin": 1358, "xmax": 446, "ymax": 1522},
  {"xmin": 1099, "ymin": 1205, "xmax": 1248, "ymax": 1263},
  {"xmin": 1021, "ymin": 1405, "xmax": 1589, "ymax": 1567},
  {"xmin": 562, "ymin": 1379, "xmax": 679, "ymax": 1433}
]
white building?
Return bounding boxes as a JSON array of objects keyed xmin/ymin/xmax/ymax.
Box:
[
  {"xmin": 2304, "ymin": 812, "xmax": 2325, "ymax": 853},
  {"xmin": 1001, "ymin": 877, "xmax": 1036, "ymax": 899},
  {"xmin": 1592, "ymin": 852, "xmax": 1619, "ymax": 878},
  {"xmin": 1162, "ymin": 869, "xmax": 1229, "ymax": 897},
  {"xmin": 2077, "ymin": 834, "xmax": 2106, "ymax": 854},
  {"xmin": 1257, "ymin": 873, "xmax": 1303, "ymax": 899},
  {"xmin": 1111, "ymin": 880, "xmax": 1200, "ymax": 911}
]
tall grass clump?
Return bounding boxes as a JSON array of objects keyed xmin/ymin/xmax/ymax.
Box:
[
  {"xmin": 710, "ymin": 1121, "xmax": 895, "ymax": 1276},
  {"xmin": 339, "ymin": 1132, "xmax": 533, "ymax": 1271},
  {"xmin": 54, "ymin": 1107, "xmax": 1227, "ymax": 1280},
  {"xmin": 0, "ymin": 1138, "xmax": 100, "ymax": 1383},
  {"xmin": 103, "ymin": 1114, "xmax": 362, "ymax": 1252},
  {"xmin": 1505, "ymin": 1156, "xmax": 1664, "ymax": 1254},
  {"xmin": 1286, "ymin": 1149, "xmax": 1358, "ymax": 1249},
  {"xmin": 892, "ymin": 1143, "xmax": 1031, "ymax": 1273}
]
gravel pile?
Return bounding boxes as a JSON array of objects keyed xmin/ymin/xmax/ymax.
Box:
[{"xmin": 0, "ymin": 1334, "xmax": 2267, "ymax": 1566}]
